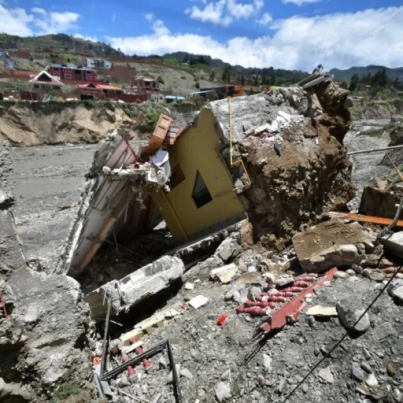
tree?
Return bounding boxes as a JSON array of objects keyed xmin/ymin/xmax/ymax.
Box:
[
  {"xmin": 221, "ymin": 66, "xmax": 231, "ymax": 83},
  {"xmin": 349, "ymin": 74, "xmax": 359, "ymax": 91},
  {"xmin": 210, "ymin": 70, "xmax": 216, "ymax": 81},
  {"xmin": 372, "ymin": 68, "xmax": 388, "ymax": 88},
  {"xmin": 254, "ymin": 75, "xmax": 259, "ymax": 86},
  {"xmin": 340, "ymin": 80, "xmax": 349, "ymax": 89},
  {"xmin": 312, "ymin": 64, "xmax": 324, "ymax": 74},
  {"xmin": 241, "ymin": 75, "xmax": 245, "ymax": 86}
]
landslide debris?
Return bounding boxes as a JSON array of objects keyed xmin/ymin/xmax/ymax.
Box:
[{"xmin": 212, "ymin": 78, "xmax": 355, "ymax": 249}]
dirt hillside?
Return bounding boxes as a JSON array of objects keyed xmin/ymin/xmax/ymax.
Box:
[{"xmin": 0, "ymin": 101, "xmax": 176, "ymax": 146}]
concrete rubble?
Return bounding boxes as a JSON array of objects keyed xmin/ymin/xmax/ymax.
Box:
[{"xmin": 3, "ymin": 73, "xmax": 403, "ymax": 402}]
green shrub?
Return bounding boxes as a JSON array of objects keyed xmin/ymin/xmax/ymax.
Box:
[
  {"xmin": 157, "ymin": 76, "xmax": 165, "ymax": 84},
  {"xmin": 181, "ymin": 76, "xmax": 186, "ymax": 80},
  {"xmin": 81, "ymin": 99, "xmax": 94, "ymax": 107},
  {"xmin": 146, "ymin": 110, "xmax": 160, "ymax": 125},
  {"xmin": 195, "ymin": 81, "xmax": 200, "ymax": 89},
  {"xmin": 52, "ymin": 383, "xmax": 81, "ymax": 402}
]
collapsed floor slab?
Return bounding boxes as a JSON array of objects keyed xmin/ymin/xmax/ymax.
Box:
[{"xmin": 85, "ymin": 255, "xmax": 185, "ymax": 318}]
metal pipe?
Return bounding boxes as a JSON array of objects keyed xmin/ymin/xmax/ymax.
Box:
[{"xmin": 347, "ymin": 144, "xmax": 403, "ymax": 156}]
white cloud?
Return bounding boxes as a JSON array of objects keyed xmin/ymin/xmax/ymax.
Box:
[
  {"xmin": 0, "ymin": 4, "xmax": 34, "ymax": 35},
  {"xmin": 145, "ymin": 13, "xmax": 154, "ymax": 22},
  {"xmin": 256, "ymin": 12, "xmax": 272, "ymax": 25},
  {"xmin": 0, "ymin": 4, "xmax": 80, "ymax": 36},
  {"xmin": 227, "ymin": 0, "xmax": 263, "ymax": 19},
  {"xmin": 186, "ymin": 0, "xmax": 264, "ymax": 25},
  {"xmin": 186, "ymin": 0, "xmax": 232, "ymax": 26},
  {"xmin": 108, "ymin": 6, "xmax": 403, "ymax": 71},
  {"xmin": 282, "ymin": 0, "xmax": 320, "ymax": 6}
]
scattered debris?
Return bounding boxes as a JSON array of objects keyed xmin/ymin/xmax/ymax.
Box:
[
  {"xmin": 188, "ymin": 295, "xmax": 209, "ymax": 309},
  {"xmin": 306, "ymin": 305, "xmax": 338, "ymax": 317}
]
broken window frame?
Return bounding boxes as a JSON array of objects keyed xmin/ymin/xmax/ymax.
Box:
[
  {"xmin": 170, "ymin": 164, "xmax": 185, "ymax": 190},
  {"xmin": 192, "ymin": 171, "xmax": 213, "ymax": 208}
]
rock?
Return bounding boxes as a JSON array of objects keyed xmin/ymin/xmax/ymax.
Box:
[
  {"xmin": 215, "ymin": 382, "xmax": 231, "ymax": 402},
  {"xmin": 366, "ymin": 373, "xmax": 379, "ymax": 387},
  {"xmin": 293, "ymin": 220, "xmax": 375, "ymax": 272},
  {"xmin": 180, "ymin": 368, "xmax": 193, "ymax": 379},
  {"xmin": 215, "ymin": 238, "xmax": 238, "ymax": 263},
  {"xmin": 388, "ymin": 285, "xmax": 403, "ymax": 304},
  {"xmin": 302, "ymin": 384, "xmax": 308, "ymax": 393},
  {"xmin": 334, "ymin": 271, "xmax": 349, "ymax": 279},
  {"xmin": 159, "ymin": 357, "xmax": 168, "ymax": 369},
  {"xmin": 361, "ymin": 362, "xmax": 372, "ymax": 373},
  {"xmin": 247, "ymin": 286, "xmax": 261, "ymax": 301},
  {"xmin": 369, "ymin": 271, "xmax": 385, "ymax": 282},
  {"xmin": 184, "ymin": 282, "xmax": 194, "ymax": 290},
  {"xmin": 3, "ymin": 268, "xmax": 91, "ymax": 394},
  {"xmin": 393, "ymin": 389, "xmax": 402, "ymax": 402},
  {"xmin": 372, "ymin": 322, "xmax": 396, "ymax": 341},
  {"xmin": 351, "ymin": 264, "xmax": 363, "ymax": 275},
  {"xmin": 318, "ymin": 367, "xmax": 334, "ymax": 384},
  {"xmin": 306, "ymin": 305, "xmax": 337, "ymax": 317},
  {"xmin": 221, "ymin": 370, "xmax": 231, "ymax": 381},
  {"xmin": 352, "ymin": 366, "xmax": 365, "ymax": 382},
  {"xmin": 336, "ymin": 300, "xmax": 370, "ymax": 333},
  {"xmin": 263, "ymin": 354, "xmax": 273, "ymax": 371},
  {"xmin": 387, "ymin": 362, "xmax": 396, "ymax": 377},
  {"xmin": 119, "ymin": 373, "xmax": 130, "ymax": 387}
]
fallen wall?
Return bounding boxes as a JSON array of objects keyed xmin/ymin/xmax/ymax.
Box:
[
  {"xmin": 210, "ymin": 77, "xmax": 355, "ymax": 249},
  {"xmin": 85, "ymin": 255, "xmax": 185, "ymax": 318}
]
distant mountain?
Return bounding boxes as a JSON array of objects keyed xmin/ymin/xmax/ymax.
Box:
[
  {"xmin": 0, "ymin": 33, "xmax": 123, "ymax": 57},
  {"xmin": 330, "ymin": 65, "xmax": 403, "ymax": 81}
]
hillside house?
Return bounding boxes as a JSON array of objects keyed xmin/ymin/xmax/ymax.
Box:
[
  {"xmin": 77, "ymin": 82, "xmax": 124, "ymax": 100},
  {"xmin": 87, "ymin": 58, "xmax": 112, "ymax": 70},
  {"xmin": 149, "ymin": 92, "xmax": 165, "ymax": 103},
  {"xmin": 47, "ymin": 64, "xmax": 96, "ymax": 82},
  {"xmin": 132, "ymin": 76, "xmax": 159, "ymax": 91},
  {"xmin": 29, "ymin": 70, "xmax": 64, "ymax": 91}
]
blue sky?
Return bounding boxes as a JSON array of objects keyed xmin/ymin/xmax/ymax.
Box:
[{"xmin": 1, "ymin": 0, "xmax": 403, "ymax": 70}]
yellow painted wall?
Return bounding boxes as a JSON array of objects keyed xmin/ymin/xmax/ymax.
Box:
[{"xmin": 151, "ymin": 108, "xmax": 244, "ymax": 240}]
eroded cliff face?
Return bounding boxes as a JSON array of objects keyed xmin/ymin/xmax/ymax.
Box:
[
  {"xmin": 217, "ymin": 79, "xmax": 355, "ymax": 249},
  {"xmin": 0, "ymin": 101, "xmax": 181, "ymax": 146},
  {"xmin": 352, "ymin": 99, "xmax": 403, "ymax": 120}
]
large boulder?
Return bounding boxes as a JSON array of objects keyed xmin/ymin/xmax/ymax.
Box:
[
  {"xmin": 1, "ymin": 268, "xmax": 94, "ymax": 401},
  {"xmin": 293, "ymin": 219, "xmax": 378, "ymax": 272},
  {"xmin": 210, "ymin": 78, "xmax": 354, "ymax": 249}
]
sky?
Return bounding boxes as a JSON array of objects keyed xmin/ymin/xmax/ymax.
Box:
[{"xmin": 1, "ymin": 0, "xmax": 403, "ymax": 71}]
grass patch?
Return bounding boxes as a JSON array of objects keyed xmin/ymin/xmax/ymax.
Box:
[{"xmin": 52, "ymin": 383, "xmax": 81, "ymax": 403}]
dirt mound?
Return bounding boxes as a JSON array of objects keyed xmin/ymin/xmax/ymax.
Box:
[{"xmin": 217, "ymin": 79, "xmax": 355, "ymax": 249}]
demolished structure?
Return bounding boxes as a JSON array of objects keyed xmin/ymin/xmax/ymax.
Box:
[
  {"xmin": 59, "ymin": 73, "xmax": 355, "ymax": 317},
  {"xmin": 3, "ymin": 72, "xmax": 403, "ymax": 402}
]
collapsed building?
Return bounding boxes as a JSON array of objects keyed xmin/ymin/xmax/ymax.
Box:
[
  {"xmin": 4, "ymin": 72, "xmax": 403, "ymax": 402},
  {"xmin": 56, "ymin": 73, "xmax": 354, "ymax": 318}
]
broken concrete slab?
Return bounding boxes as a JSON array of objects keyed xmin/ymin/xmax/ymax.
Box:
[
  {"xmin": 0, "ymin": 210, "xmax": 26, "ymax": 273},
  {"xmin": 210, "ymin": 263, "xmax": 238, "ymax": 284},
  {"xmin": 85, "ymin": 255, "xmax": 185, "ymax": 318},
  {"xmin": 381, "ymin": 231, "xmax": 403, "ymax": 258},
  {"xmin": 293, "ymin": 219, "xmax": 377, "ymax": 272},
  {"xmin": 306, "ymin": 305, "xmax": 338, "ymax": 317},
  {"xmin": 8, "ymin": 144, "xmax": 97, "ymax": 272}
]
